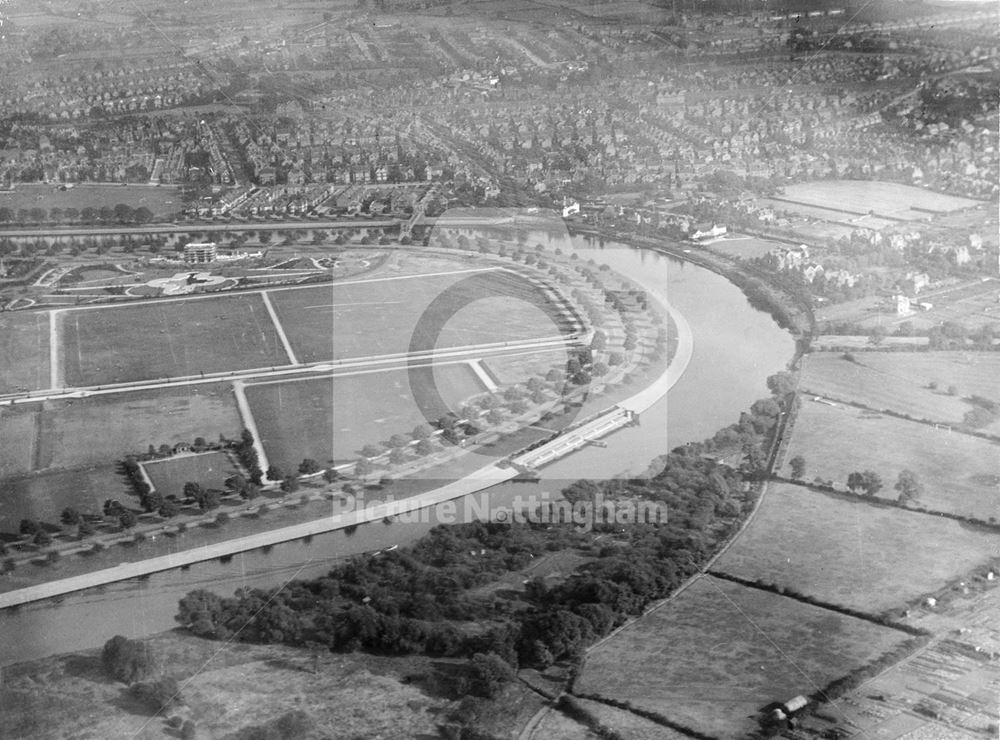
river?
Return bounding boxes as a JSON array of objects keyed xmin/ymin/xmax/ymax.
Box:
[{"xmin": 0, "ymin": 234, "xmax": 795, "ymax": 666}]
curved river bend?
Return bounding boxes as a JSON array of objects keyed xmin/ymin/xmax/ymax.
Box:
[{"xmin": 0, "ymin": 235, "xmax": 795, "ymax": 666}]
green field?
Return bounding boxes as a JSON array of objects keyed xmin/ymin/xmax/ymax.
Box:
[
  {"xmin": 269, "ymin": 267, "xmax": 568, "ymax": 363},
  {"xmin": 0, "ymin": 384, "xmax": 242, "ymax": 476},
  {"xmin": 143, "ymin": 451, "xmax": 236, "ymax": 500},
  {"xmin": 785, "ymin": 400, "xmax": 1000, "ymax": 521},
  {"xmin": 0, "ymin": 310, "xmax": 50, "ymax": 393},
  {"xmin": 576, "ymin": 575, "xmax": 910, "ymax": 738},
  {"xmin": 247, "ymin": 364, "xmax": 485, "ymax": 470},
  {"xmin": 0, "ymin": 183, "xmax": 182, "ymax": 219},
  {"xmin": 0, "ymin": 464, "xmax": 128, "ymax": 534},
  {"xmin": 714, "ymin": 483, "xmax": 1000, "ymax": 613},
  {"xmin": 780, "ymin": 180, "xmax": 979, "ymax": 220},
  {"xmin": 59, "ymin": 294, "xmax": 290, "ymax": 386}
]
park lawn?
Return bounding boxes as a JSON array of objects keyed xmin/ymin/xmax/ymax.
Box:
[
  {"xmin": 714, "ymin": 483, "xmax": 1000, "ymax": 613},
  {"xmin": 246, "ymin": 364, "xmax": 485, "ymax": 471},
  {"xmin": 59, "ymin": 293, "xmax": 290, "ymax": 386},
  {"xmin": 0, "ymin": 464, "xmax": 129, "ymax": 534},
  {"xmin": 781, "ymin": 180, "xmax": 979, "ymax": 219},
  {"xmin": 784, "ymin": 400, "xmax": 1000, "ymax": 521},
  {"xmin": 0, "ymin": 183, "xmax": 182, "ymax": 219},
  {"xmin": 0, "ymin": 310, "xmax": 50, "ymax": 393},
  {"xmin": 708, "ymin": 235, "xmax": 789, "ymax": 260},
  {"xmin": 575, "ymin": 575, "xmax": 911, "ymax": 739},
  {"xmin": 0, "ymin": 407, "xmax": 38, "ymax": 479},
  {"xmin": 33, "ymin": 383, "xmax": 243, "ymax": 472},
  {"xmin": 483, "ymin": 348, "xmax": 568, "ymax": 385},
  {"xmin": 800, "ymin": 352, "xmax": 1000, "ymax": 435},
  {"xmin": 270, "ymin": 265, "xmax": 569, "ymax": 363},
  {"xmin": 142, "ymin": 451, "xmax": 236, "ymax": 499}
]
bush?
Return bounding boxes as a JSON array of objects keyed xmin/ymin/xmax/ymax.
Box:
[
  {"xmin": 101, "ymin": 635, "xmax": 156, "ymax": 684},
  {"xmin": 130, "ymin": 675, "xmax": 182, "ymax": 714}
]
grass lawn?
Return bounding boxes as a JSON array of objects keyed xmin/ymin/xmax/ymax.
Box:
[
  {"xmin": 714, "ymin": 483, "xmax": 1000, "ymax": 613},
  {"xmin": 59, "ymin": 293, "xmax": 290, "ymax": 386},
  {"xmin": 0, "ymin": 464, "xmax": 129, "ymax": 534},
  {"xmin": 269, "ymin": 266, "xmax": 568, "ymax": 363},
  {"xmin": 781, "ymin": 181, "xmax": 979, "ymax": 219},
  {"xmin": 576, "ymin": 575, "xmax": 910, "ymax": 738},
  {"xmin": 0, "ymin": 183, "xmax": 182, "ymax": 219},
  {"xmin": 143, "ymin": 451, "xmax": 236, "ymax": 499},
  {"xmin": 0, "ymin": 310, "xmax": 50, "ymax": 393},
  {"xmin": 246, "ymin": 364, "xmax": 485, "ymax": 470},
  {"xmin": 31, "ymin": 383, "xmax": 242, "ymax": 471},
  {"xmin": 0, "ymin": 407, "xmax": 38, "ymax": 479},
  {"xmin": 707, "ymin": 235, "xmax": 785, "ymax": 260},
  {"xmin": 784, "ymin": 400, "xmax": 1000, "ymax": 521}
]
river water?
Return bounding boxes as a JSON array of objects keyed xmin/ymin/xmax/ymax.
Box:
[{"xmin": 0, "ymin": 235, "xmax": 795, "ymax": 666}]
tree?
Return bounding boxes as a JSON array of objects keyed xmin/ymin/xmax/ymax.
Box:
[
  {"xmin": 766, "ymin": 371, "xmax": 796, "ymax": 398},
  {"xmin": 131, "ymin": 675, "xmax": 182, "ymax": 714},
  {"xmin": 20, "ymin": 519, "xmax": 41, "ymax": 537},
  {"xmin": 102, "ymin": 635, "xmax": 156, "ymax": 683},
  {"xmin": 198, "ymin": 490, "xmax": 221, "ymax": 510},
  {"xmin": 360, "ymin": 444, "xmax": 383, "ymax": 459},
  {"xmin": 104, "ymin": 499, "xmax": 125, "ymax": 516},
  {"xmin": 61, "ymin": 507, "xmax": 81, "ymax": 526},
  {"xmin": 142, "ymin": 490, "xmax": 164, "ymax": 513},
  {"xmin": 298, "ymin": 458, "xmax": 320, "ymax": 476},
  {"xmin": 849, "ymin": 470, "xmax": 882, "ymax": 496},
  {"xmin": 412, "ymin": 424, "xmax": 432, "ymax": 440},
  {"xmin": 894, "ymin": 469, "xmax": 923, "ymax": 505},
  {"xmin": 182, "ymin": 482, "xmax": 203, "ymax": 502},
  {"xmin": 78, "ymin": 520, "xmax": 96, "ymax": 537},
  {"xmin": 789, "ymin": 456, "xmax": 806, "ymax": 479},
  {"xmin": 846, "ymin": 472, "xmax": 865, "ymax": 493},
  {"xmin": 388, "ymin": 434, "xmax": 410, "ymax": 449},
  {"xmin": 119, "ymin": 510, "xmax": 138, "ymax": 529},
  {"xmin": 280, "ymin": 477, "xmax": 300, "ymax": 494},
  {"xmin": 389, "ymin": 447, "xmax": 406, "ymax": 465},
  {"xmin": 158, "ymin": 499, "xmax": 180, "ymax": 518},
  {"xmin": 355, "ymin": 458, "xmax": 373, "ymax": 477},
  {"xmin": 266, "ymin": 465, "xmax": 285, "ymax": 481},
  {"xmin": 468, "ymin": 652, "xmax": 515, "ymax": 698},
  {"xmin": 323, "ymin": 468, "xmax": 339, "ymax": 484}
]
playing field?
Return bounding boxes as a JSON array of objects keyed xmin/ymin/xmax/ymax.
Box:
[
  {"xmin": 246, "ymin": 364, "xmax": 485, "ymax": 470},
  {"xmin": 59, "ymin": 293, "xmax": 291, "ymax": 386},
  {"xmin": 780, "ymin": 181, "xmax": 980, "ymax": 220},
  {"xmin": 784, "ymin": 399, "xmax": 1000, "ymax": 520},
  {"xmin": 0, "ymin": 310, "xmax": 50, "ymax": 393},
  {"xmin": 0, "ymin": 384, "xmax": 242, "ymax": 476},
  {"xmin": 714, "ymin": 483, "xmax": 1000, "ymax": 613},
  {"xmin": 0, "ymin": 183, "xmax": 182, "ymax": 218},
  {"xmin": 800, "ymin": 352, "xmax": 1000, "ymax": 435},
  {"xmin": 269, "ymin": 267, "xmax": 568, "ymax": 363},
  {"xmin": 0, "ymin": 464, "xmax": 129, "ymax": 533},
  {"xmin": 575, "ymin": 575, "xmax": 910, "ymax": 738},
  {"xmin": 142, "ymin": 451, "xmax": 236, "ymax": 500}
]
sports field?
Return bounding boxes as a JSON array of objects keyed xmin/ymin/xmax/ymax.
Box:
[
  {"xmin": 0, "ymin": 464, "xmax": 129, "ymax": 533},
  {"xmin": 0, "ymin": 384, "xmax": 242, "ymax": 476},
  {"xmin": 0, "ymin": 310, "xmax": 50, "ymax": 393},
  {"xmin": 59, "ymin": 293, "xmax": 290, "ymax": 386},
  {"xmin": 780, "ymin": 181, "xmax": 980, "ymax": 220},
  {"xmin": 576, "ymin": 575, "xmax": 910, "ymax": 738},
  {"xmin": 785, "ymin": 399, "xmax": 1000, "ymax": 520},
  {"xmin": 0, "ymin": 183, "xmax": 183, "ymax": 218},
  {"xmin": 269, "ymin": 267, "xmax": 566, "ymax": 363},
  {"xmin": 246, "ymin": 364, "xmax": 485, "ymax": 470},
  {"xmin": 800, "ymin": 352, "xmax": 1000, "ymax": 435},
  {"xmin": 714, "ymin": 483, "xmax": 1000, "ymax": 613},
  {"xmin": 143, "ymin": 452, "xmax": 236, "ymax": 500}
]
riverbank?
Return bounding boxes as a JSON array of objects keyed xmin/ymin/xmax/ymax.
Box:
[{"xmin": 0, "ymin": 244, "xmax": 694, "ymax": 612}]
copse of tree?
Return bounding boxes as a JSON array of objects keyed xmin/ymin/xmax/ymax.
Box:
[
  {"xmin": 102, "ymin": 635, "xmax": 156, "ymax": 684},
  {"xmin": 298, "ymin": 458, "xmax": 321, "ymax": 476},
  {"xmin": 130, "ymin": 675, "xmax": 182, "ymax": 715}
]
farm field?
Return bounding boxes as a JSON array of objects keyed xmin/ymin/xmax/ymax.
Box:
[
  {"xmin": 800, "ymin": 351, "xmax": 1000, "ymax": 435},
  {"xmin": 246, "ymin": 364, "xmax": 485, "ymax": 470},
  {"xmin": 0, "ymin": 464, "xmax": 128, "ymax": 534},
  {"xmin": 714, "ymin": 483, "xmax": 1000, "ymax": 613},
  {"xmin": 0, "ymin": 310, "xmax": 50, "ymax": 393},
  {"xmin": 142, "ymin": 451, "xmax": 236, "ymax": 500},
  {"xmin": 568, "ymin": 697, "xmax": 690, "ymax": 740},
  {"xmin": 575, "ymin": 575, "xmax": 911, "ymax": 739},
  {"xmin": 784, "ymin": 398, "xmax": 1000, "ymax": 520},
  {"xmin": 779, "ymin": 180, "xmax": 980, "ymax": 219},
  {"xmin": 59, "ymin": 293, "xmax": 290, "ymax": 386},
  {"xmin": 0, "ymin": 183, "xmax": 182, "ymax": 217},
  {"xmin": 1, "ymin": 384, "xmax": 242, "ymax": 474}
]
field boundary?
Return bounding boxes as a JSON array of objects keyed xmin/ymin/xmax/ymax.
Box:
[
  {"xmin": 706, "ymin": 570, "xmax": 930, "ymax": 636},
  {"xmin": 799, "ymin": 385, "xmax": 1000, "ymax": 443}
]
